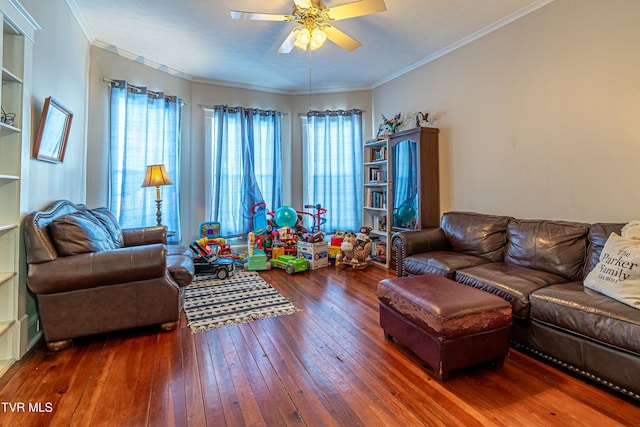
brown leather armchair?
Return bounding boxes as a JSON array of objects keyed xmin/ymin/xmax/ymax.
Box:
[{"xmin": 24, "ymin": 200, "xmax": 194, "ymax": 351}]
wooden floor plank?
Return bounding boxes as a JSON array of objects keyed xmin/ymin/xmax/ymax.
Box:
[
  {"xmin": 180, "ymin": 323, "xmax": 208, "ymax": 427},
  {"xmin": 192, "ymin": 331, "xmax": 226, "ymax": 426},
  {"xmin": 236, "ymin": 323, "xmax": 306, "ymax": 426},
  {"xmin": 2, "ymin": 266, "xmax": 639, "ymax": 427}
]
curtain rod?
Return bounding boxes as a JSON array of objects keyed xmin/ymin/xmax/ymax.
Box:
[
  {"xmin": 103, "ymin": 78, "xmax": 190, "ymax": 106},
  {"xmin": 296, "ymin": 108, "xmax": 366, "ymax": 117},
  {"xmin": 197, "ymin": 104, "xmax": 288, "ymax": 116}
]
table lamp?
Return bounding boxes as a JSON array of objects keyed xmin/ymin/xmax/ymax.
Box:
[{"xmin": 142, "ymin": 164, "xmax": 173, "ymax": 226}]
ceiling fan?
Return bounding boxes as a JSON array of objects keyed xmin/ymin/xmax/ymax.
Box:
[{"xmin": 230, "ymin": 0, "xmax": 387, "ymax": 53}]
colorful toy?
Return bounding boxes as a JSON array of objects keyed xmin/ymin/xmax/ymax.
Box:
[
  {"xmin": 244, "ymin": 252, "xmax": 271, "ymax": 271},
  {"xmin": 245, "ymin": 203, "xmax": 274, "ymax": 270},
  {"xmin": 270, "ymin": 254, "xmax": 308, "ymax": 274},
  {"xmin": 302, "ymin": 204, "xmax": 327, "ymax": 235},
  {"xmin": 274, "ymin": 205, "xmax": 297, "ymax": 228},
  {"xmin": 199, "ymin": 221, "xmax": 221, "ymax": 239},
  {"xmin": 189, "ymin": 240, "xmax": 235, "ymax": 279},
  {"xmin": 330, "ymin": 230, "xmax": 346, "ymax": 246},
  {"xmin": 196, "ymin": 221, "xmax": 245, "ymax": 265},
  {"xmin": 336, "ymin": 227, "xmax": 373, "ymax": 270}
]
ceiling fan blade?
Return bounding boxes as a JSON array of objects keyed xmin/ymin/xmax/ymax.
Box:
[
  {"xmin": 278, "ymin": 30, "xmax": 299, "ymax": 54},
  {"xmin": 229, "ymin": 10, "xmax": 290, "ymax": 21},
  {"xmin": 293, "ymin": 0, "xmax": 312, "ymax": 8},
  {"xmin": 326, "ymin": 0, "xmax": 386, "ymax": 21},
  {"xmin": 323, "ymin": 25, "xmax": 361, "ymax": 52}
]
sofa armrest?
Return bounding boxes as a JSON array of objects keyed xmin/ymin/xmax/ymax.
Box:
[
  {"xmin": 122, "ymin": 226, "xmax": 167, "ymax": 247},
  {"xmin": 391, "ymin": 228, "xmax": 451, "ymax": 277},
  {"xmin": 27, "ymin": 244, "xmax": 168, "ymax": 294}
]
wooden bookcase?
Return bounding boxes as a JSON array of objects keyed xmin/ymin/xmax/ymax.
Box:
[{"xmin": 363, "ymin": 127, "xmax": 440, "ymax": 269}]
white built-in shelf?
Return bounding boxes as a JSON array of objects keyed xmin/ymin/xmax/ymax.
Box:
[
  {"xmin": 364, "ymin": 139, "xmax": 388, "ymax": 147},
  {"xmin": 0, "ymin": 122, "xmax": 20, "ymax": 135},
  {"xmin": 0, "ymin": 272, "xmax": 15, "ymax": 285},
  {"xmin": 1, "ymin": 67, "xmax": 21, "ymax": 83},
  {"xmin": 0, "ymin": 224, "xmax": 17, "ymax": 232},
  {"xmin": 0, "ymin": 174, "xmax": 19, "ymax": 180},
  {"xmin": 364, "ymin": 206, "xmax": 387, "ymax": 212}
]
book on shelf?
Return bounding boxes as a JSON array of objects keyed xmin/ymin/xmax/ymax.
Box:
[
  {"xmin": 374, "ymin": 215, "xmax": 387, "ymax": 232},
  {"xmin": 368, "ymin": 168, "xmax": 387, "ymax": 183},
  {"xmin": 371, "ymin": 241, "xmax": 387, "ymax": 262},
  {"xmin": 365, "ymin": 188, "xmax": 387, "ymax": 209},
  {"xmin": 370, "ymin": 146, "xmax": 387, "ymax": 162}
]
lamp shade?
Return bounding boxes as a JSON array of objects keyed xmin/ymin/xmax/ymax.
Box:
[{"xmin": 142, "ymin": 164, "xmax": 173, "ymax": 188}]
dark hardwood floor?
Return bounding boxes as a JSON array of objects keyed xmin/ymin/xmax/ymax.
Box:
[{"xmin": 1, "ymin": 266, "xmax": 639, "ymax": 426}]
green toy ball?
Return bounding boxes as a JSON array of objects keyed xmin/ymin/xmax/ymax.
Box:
[
  {"xmin": 274, "ymin": 206, "xmax": 297, "ymax": 228},
  {"xmin": 395, "ymin": 202, "xmax": 416, "ymax": 224}
]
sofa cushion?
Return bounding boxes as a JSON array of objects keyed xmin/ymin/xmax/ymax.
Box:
[
  {"xmin": 504, "ymin": 219, "xmax": 588, "ymax": 282},
  {"xmin": 584, "ymin": 233, "xmax": 640, "ymax": 309},
  {"xmin": 455, "ymin": 262, "xmax": 568, "ymax": 319},
  {"xmin": 441, "ymin": 212, "xmax": 511, "ymax": 262},
  {"xmin": 89, "ymin": 207, "xmax": 124, "ymax": 248},
  {"xmin": 584, "ymin": 223, "xmax": 625, "ymax": 277},
  {"xmin": 530, "ymin": 282, "xmax": 640, "ymax": 355},
  {"xmin": 49, "ymin": 211, "xmax": 117, "ymax": 256},
  {"xmin": 404, "ymin": 251, "xmax": 491, "ymax": 278}
]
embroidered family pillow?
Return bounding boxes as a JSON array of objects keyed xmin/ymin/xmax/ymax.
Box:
[{"xmin": 584, "ymin": 232, "xmax": 640, "ymax": 309}]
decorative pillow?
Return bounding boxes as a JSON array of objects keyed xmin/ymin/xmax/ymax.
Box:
[
  {"xmin": 89, "ymin": 207, "xmax": 124, "ymax": 248},
  {"xmin": 49, "ymin": 211, "xmax": 116, "ymax": 256},
  {"xmin": 621, "ymin": 220, "xmax": 640, "ymax": 240},
  {"xmin": 584, "ymin": 233, "xmax": 640, "ymax": 309}
]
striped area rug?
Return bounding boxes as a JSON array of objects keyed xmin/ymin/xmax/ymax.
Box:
[{"xmin": 184, "ymin": 271, "xmax": 300, "ymax": 333}]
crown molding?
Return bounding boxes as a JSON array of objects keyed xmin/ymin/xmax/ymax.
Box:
[
  {"xmin": 65, "ymin": 0, "xmax": 94, "ymax": 42},
  {"xmin": 372, "ymin": 0, "xmax": 555, "ymax": 89},
  {"xmin": 94, "ymin": 40, "xmax": 193, "ymax": 81}
]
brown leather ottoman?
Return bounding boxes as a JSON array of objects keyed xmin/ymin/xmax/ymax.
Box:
[{"xmin": 378, "ymin": 275, "xmax": 512, "ymax": 381}]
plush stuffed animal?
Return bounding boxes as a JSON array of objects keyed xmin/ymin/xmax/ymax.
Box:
[{"xmin": 340, "ymin": 227, "xmax": 372, "ymax": 267}]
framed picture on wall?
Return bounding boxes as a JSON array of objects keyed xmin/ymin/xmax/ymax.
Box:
[{"xmin": 33, "ymin": 96, "xmax": 73, "ymax": 163}]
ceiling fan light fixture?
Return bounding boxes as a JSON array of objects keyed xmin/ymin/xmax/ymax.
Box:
[
  {"xmin": 296, "ymin": 27, "xmax": 311, "ymax": 45},
  {"xmin": 311, "ymin": 28, "xmax": 327, "ymax": 45}
]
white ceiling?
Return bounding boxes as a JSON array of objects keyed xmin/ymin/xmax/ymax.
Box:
[{"xmin": 70, "ymin": 0, "xmax": 550, "ymax": 94}]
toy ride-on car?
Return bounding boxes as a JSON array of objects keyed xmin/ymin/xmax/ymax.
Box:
[
  {"xmin": 190, "ymin": 241, "xmax": 235, "ymax": 279},
  {"xmin": 271, "ymin": 254, "xmax": 308, "ymax": 274}
]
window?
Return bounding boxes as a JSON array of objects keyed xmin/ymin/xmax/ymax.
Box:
[
  {"xmin": 108, "ymin": 80, "xmax": 182, "ymax": 241},
  {"xmin": 303, "ymin": 109, "xmax": 363, "ymax": 232},
  {"xmin": 204, "ymin": 106, "xmax": 282, "ymax": 236}
]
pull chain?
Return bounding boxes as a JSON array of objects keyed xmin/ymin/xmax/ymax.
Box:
[{"xmin": 308, "ymin": 45, "xmax": 312, "ymax": 112}]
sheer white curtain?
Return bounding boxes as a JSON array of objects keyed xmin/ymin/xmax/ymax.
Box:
[
  {"xmin": 303, "ymin": 109, "xmax": 363, "ymax": 232},
  {"xmin": 204, "ymin": 106, "xmax": 282, "ymax": 237},
  {"xmin": 109, "ymin": 80, "xmax": 182, "ymax": 241}
]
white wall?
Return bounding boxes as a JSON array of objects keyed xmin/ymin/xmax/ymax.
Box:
[
  {"xmin": 373, "ymin": 0, "xmax": 640, "ymax": 223},
  {"xmin": 19, "ymin": 0, "xmax": 90, "ymax": 349},
  {"xmin": 21, "ymin": 0, "xmax": 89, "ymax": 211}
]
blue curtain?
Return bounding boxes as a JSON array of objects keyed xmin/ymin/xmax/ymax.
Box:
[
  {"xmin": 305, "ymin": 109, "xmax": 363, "ymax": 232},
  {"xmin": 205, "ymin": 105, "xmax": 282, "ymax": 237},
  {"xmin": 109, "ymin": 80, "xmax": 182, "ymax": 241}
]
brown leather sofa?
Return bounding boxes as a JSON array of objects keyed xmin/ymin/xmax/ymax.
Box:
[
  {"xmin": 392, "ymin": 211, "xmax": 640, "ymax": 400},
  {"xmin": 24, "ymin": 200, "xmax": 194, "ymax": 351}
]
